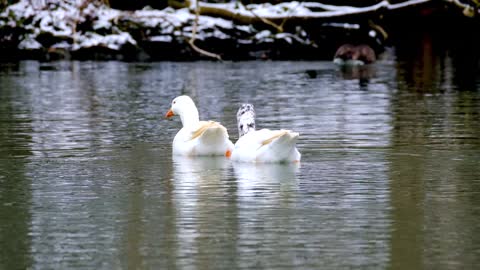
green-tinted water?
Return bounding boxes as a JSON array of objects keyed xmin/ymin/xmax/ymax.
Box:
[{"xmin": 0, "ymin": 56, "xmax": 479, "ymax": 269}]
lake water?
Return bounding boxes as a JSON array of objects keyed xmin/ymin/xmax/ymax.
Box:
[{"xmin": 1, "ymin": 50, "xmax": 480, "ymax": 269}]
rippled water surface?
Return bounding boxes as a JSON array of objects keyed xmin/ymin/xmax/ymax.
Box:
[{"xmin": 1, "ymin": 55, "xmax": 480, "ymax": 269}]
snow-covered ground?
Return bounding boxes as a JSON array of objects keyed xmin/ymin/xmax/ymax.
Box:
[
  {"xmin": 0, "ymin": 0, "xmax": 402, "ymax": 59},
  {"xmin": 0, "ymin": 0, "xmax": 345, "ymax": 53}
]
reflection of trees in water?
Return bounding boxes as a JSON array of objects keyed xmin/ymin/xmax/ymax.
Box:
[
  {"xmin": 295, "ymin": 151, "xmax": 391, "ymax": 268},
  {"xmin": 394, "ymin": 21, "xmax": 480, "ymax": 93},
  {"xmin": 337, "ymin": 64, "xmax": 376, "ymax": 90},
  {"xmin": 2, "ymin": 58, "xmax": 478, "ymax": 268},
  {"xmin": 105, "ymin": 144, "xmax": 178, "ymax": 269},
  {"xmin": 172, "ymin": 156, "xmax": 239, "ymax": 268},
  {"xmin": 0, "ymin": 62, "xmax": 181, "ymax": 268},
  {"xmin": 389, "ymin": 40, "xmax": 480, "ymax": 268},
  {"xmin": 388, "ymin": 146, "xmax": 480, "ymax": 269},
  {"xmin": 0, "ymin": 69, "xmax": 33, "ymax": 269}
]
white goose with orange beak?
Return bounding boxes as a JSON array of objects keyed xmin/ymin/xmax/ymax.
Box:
[
  {"xmin": 165, "ymin": 95, "xmax": 234, "ymax": 157},
  {"xmin": 231, "ymin": 104, "xmax": 301, "ymax": 163}
]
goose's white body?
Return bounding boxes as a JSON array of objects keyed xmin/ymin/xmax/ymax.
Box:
[
  {"xmin": 231, "ymin": 104, "xmax": 301, "ymax": 163},
  {"xmin": 166, "ymin": 96, "xmax": 234, "ymax": 156},
  {"xmin": 172, "ymin": 120, "xmax": 234, "ymax": 156},
  {"xmin": 231, "ymin": 129, "xmax": 301, "ymax": 163}
]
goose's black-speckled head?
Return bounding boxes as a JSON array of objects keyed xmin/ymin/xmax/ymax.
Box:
[{"xmin": 237, "ymin": 104, "xmax": 256, "ymax": 137}]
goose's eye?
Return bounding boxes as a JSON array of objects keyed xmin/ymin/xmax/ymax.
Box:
[
  {"xmin": 240, "ymin": 124, "xmax": 243, "ymax": 130},
  {"xmin": 173, "ymin": 101, "xmax": 176, "ymax": 105}
]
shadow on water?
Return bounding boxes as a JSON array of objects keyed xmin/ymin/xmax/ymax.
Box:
[
  {"xmin": 386, "ymin": 20, "xmax": 480, "ymax": 269},
  {"xmin": 392, "ymin": 16, "xmax": 480, "ymax": 93},
  {"xmin": 0, "ymin": 74, "xmax": 33, "ymax": 269},
  {"xmin": 304, "ymin": 62, "xmax": 376, "ymax": 92}
]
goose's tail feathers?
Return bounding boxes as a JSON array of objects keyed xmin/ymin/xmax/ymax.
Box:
[{"xmin": 257, "ymin": 130, "xmax": 300, "ymax": 162}]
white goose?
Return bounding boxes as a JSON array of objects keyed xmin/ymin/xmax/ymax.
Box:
[
  {"xmin": 231, "ymin": 104, "xmax": 301, "ymax": 163},
  {"xmin": 165, "ymin": 95, "xmax": 234, "ymax": 156}
]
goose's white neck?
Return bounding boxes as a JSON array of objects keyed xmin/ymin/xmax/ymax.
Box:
[{"xmin": 179, "ymin": 105, "xmax": 200, "ymax": 128}]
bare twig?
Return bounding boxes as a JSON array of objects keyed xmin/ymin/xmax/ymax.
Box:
[
  {"xmin": 445, "ymin": 0, "xmax": 478, "ymax": 17},
  {"xmin": 72, "ymin": 0, "xmax": 91, "ymax": 48},
  {"xmin": 278, "ymin": 1, "xmax": 302, "ymax": 32},
  {"xmin": 243, "ymin": 2, "xmax": 284, "ymax": 32},
  {"xmin": 368, "ymin": 20, "xmax": 388, "ymax": 40},
  {"xmin": 188, "ymin": 41, "xmax": 222, "ymax": 60},
  {"xmin": 188, "ymin": 0, "xmax": 222, "ymax": 60},
  {"xmin": 188, "ymin": 0, "xmax": 200, "ymax": 44}
]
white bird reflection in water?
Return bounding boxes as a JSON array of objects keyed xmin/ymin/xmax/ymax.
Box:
[
  {"xmin": 232, "ymin": 162, "xmax": 308, "ymax": 268},
  {"xmin": 233, "ymin": 162, "xmax": 300, "ymax": 205},
  {"xmin": 171, "ymin": 155, "xmax": 232, "ymax": 262},
  {"xmin": 170, "ymin": 156, "xmax": 302, "ymax": 263},
  {"xmin": 171, "ymin": 155, "xmax": 231, "ymax": 209},
  {"xmin": 172, "ymin": 155, "xmax": 230, "ymax": 176}
]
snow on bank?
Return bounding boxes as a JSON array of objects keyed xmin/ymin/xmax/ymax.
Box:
[
  {"xmin": 0, "ymin": 0, "xmax": 368, "ymax": 53},
  {"xmin": 196, "ymin": 0, "xmax": 432, "ymax": 19},
  {"xmin": 1, "ymin": 0, "xmax": 135, "ymax": 51}
]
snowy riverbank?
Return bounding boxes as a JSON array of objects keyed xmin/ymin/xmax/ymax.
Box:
[{"xmin": 0, "ymin": 0, "xmax": 475, "ymax": 61}]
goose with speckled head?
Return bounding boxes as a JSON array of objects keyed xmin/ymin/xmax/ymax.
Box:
[{"xmin": 231, "ymin": 104, "xmax": 301, "ymax": 163}]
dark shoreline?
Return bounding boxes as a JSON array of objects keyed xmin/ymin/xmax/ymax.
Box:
[{"xmin": 1, "ymin": 1, "xmax": 478, "ymax": 62}]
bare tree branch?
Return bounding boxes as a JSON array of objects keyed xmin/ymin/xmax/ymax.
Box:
[
  {"xmin": 188, "ymin": 0, "xmax": 222, "ymax": 61},
  {"xmin": 170, "ymin": 0, "xmax": 434, "ymax": 26},
  {"xmin": 242, "ymin": 2, "xmax": 284, "ymax": 32},
  {"xmin": 445, "ymin": 0, "xmax": 478, "ymax": 17}
]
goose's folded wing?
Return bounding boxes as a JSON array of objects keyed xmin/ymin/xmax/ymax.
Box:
[
  {"xmin": 233, "ymin": 129, "xmax": 300, "ymax": 162},
  {"xmin": 189, "ymin": 121, "xmax": 219, "ymax": 141},
  {"xmin": 260, "ymin": 130, "xmax": 290, "ymax": 147},
  {"xmin": 189, "ymin": 121, "xmax": 230, "ymax": 145}
]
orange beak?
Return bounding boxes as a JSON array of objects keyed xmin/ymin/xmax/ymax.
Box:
[{"xmin": 165, "ymin": 109, "xmax": 175, "ymax": 118}]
